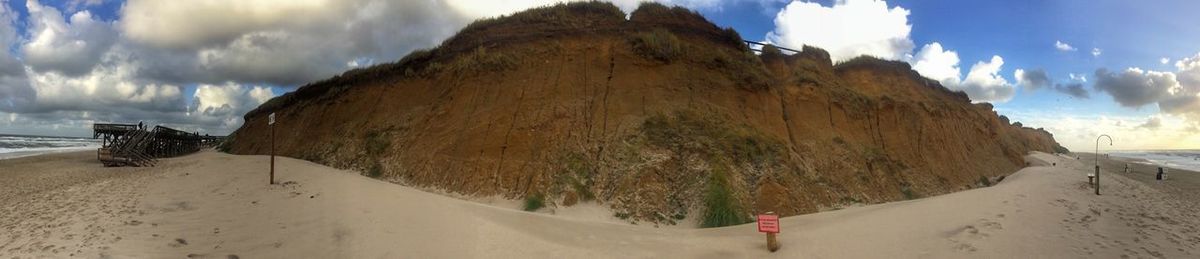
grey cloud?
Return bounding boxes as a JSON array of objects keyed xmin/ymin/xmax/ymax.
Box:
[
  {"xmin": 122, "ymin": 0, "xmax": 469, "ymax": 86},
  {"xmin": 1093, "ymin": 55, "xmax": 1200, "ymax": 124},
  {"xmin": 958, "ymin": 81, "xmax": 1015, "ymax": 103},
  {"xmin": 1092, "ymin": 68, "xmax": 1177, "ymax": 108},
  {"xmin": 1053, "ymin": 83, "xmax": 1089, "ymax": 99},
  {"xmin": 1016, "ymin": 69, "xmax": 1051, "ymax": 91},
  {"xmin": 1158, "ymin": 94, "xmax": 1200, "ymax": 116}
]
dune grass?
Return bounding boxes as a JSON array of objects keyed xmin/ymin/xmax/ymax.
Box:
[
  {"xmin": 700, "ymin": 164, "xmax": 749, "ymax": 228},
  {"xmin": 631, "ymin": 29, "xmax": 683, "ymax": 63}
]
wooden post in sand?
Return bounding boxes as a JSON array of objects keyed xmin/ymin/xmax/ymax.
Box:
[
  {"xmin": 757, "ymin": 212, "xmax": 780, "ymax": 252},
  {"xmin": 269, "ymin": 112, "xmax": 276, "ymax": 185}
]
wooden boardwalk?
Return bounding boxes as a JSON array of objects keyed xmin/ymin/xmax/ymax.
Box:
[{"xmin": 92, "ymin": 123, "xmax": 224, "ymax": 167}]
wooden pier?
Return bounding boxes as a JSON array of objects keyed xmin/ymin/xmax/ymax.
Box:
[{"xmin": 92, "ymin": 123, "xmax": 225, "ymax": 167}]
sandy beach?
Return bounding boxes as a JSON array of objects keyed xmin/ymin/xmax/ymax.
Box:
[{"xmin": 2, "ymin": 150, "xmax": 1198, "ymax": 258}]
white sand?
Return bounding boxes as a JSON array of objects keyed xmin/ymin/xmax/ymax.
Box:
[{"xmin": 2, "ymin": 151, "xmax": 1197, "ymax": 258}]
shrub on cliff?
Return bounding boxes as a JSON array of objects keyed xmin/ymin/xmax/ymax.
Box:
[
  {"xmin": 631, "ymin": 29, "xmax": 682, "ymax": 63},
  {"xmin": 701, "ymin": 165, "xmax": 749, "ymax": 228},
  {"xmin": 523, "ymin": 193, "xmax": 546, "ymax": 211},
  {"xmin": 1053, "ymin": 144, "xmax": 1071, "ymax": 154}
]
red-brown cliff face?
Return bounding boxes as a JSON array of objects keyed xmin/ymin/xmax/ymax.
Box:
[{"xmin": 225, "ymin": 3, "xmax": 1064, "ymax": 226}]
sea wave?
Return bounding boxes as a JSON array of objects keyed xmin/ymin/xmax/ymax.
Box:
[
  {"xmin": 0, "ymin": 134, "xmax": 100, "ymax": 159},
  {"xmin": 1110, "ymin": 150, "xmax": 1200, "ymax": 172}
]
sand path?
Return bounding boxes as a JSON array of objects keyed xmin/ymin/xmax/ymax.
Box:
[{"xmin": 1, "ymin": 151, "xmax": 1197, "ymax": 258}]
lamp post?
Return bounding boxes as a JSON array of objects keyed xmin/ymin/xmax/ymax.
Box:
[{"xmin": 1095, "ymin": 134, "xmax": 1112, "ymax": 195}]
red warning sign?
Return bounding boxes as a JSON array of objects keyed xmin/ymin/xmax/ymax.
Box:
[{"xmin": 757, "ymin": 214, "xmax": 780, "ymax": 233}]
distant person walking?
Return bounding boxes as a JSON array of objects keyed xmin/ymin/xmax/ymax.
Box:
[{"xmin": 1157, "ymin": 167, "xmax": 1165, "ymax": 182}]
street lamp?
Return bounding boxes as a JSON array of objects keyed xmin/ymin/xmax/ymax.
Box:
[{"xmin": 1095, "ymin": 134, "xmax": 1112, "ymax": 195}]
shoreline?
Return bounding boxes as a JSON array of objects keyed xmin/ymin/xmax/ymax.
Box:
[
  {"xmin": 0, "ymin": 147, "xmax": 98, "ymax": 160},
  {"xmin": 2, "ymin": 150, "xmax": 1197, "ymax": 257}
]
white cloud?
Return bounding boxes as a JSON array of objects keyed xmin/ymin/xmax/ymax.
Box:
[
  {"xmin": 764, "ymin": 0, "xmax": 913, "ymax": 61},
  {"xmin": 21, "ymin": 0, "xmax": 117, "ymax": 76},
  {"xmin": 910, "ymin": 42, "xmax": 960, "ymax": 86},
  {"xmin": 24, "ymin": 58, "xmax": 185, "ymax": 113},
  {"xmin": 1161, "ymin": 57, "xmax": 1171, "ymax": 64},
  {"xmin": 1092, "ymin": 48, "xmax": 1102, "ymax": 57},
  {"xmin": 1001, "ymin": 111, "xmax": 1200, "ymax": 151},
  {"xmin": 956, "ymin": 56, "xmax": 1015, "ymax": 102},
  {"xmin": 1054, "ymin": 40, "xmax": 1076, "ymax": 51},
  {"xmin": 760, "ymin": 0, "xmax": 1014, "ymax": 103},
  {"xmin": 1068, "ymin": 73, "xmax": 1086, "ymax": 82},
  {"xmin": 1136, "ymin": 116, "xmax": 1163, "ymax": 130},
  {"xmin": 189, "ymin": 82, "xmax": 275, "ymax": 130}
]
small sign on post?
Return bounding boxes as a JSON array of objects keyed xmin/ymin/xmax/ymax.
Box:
[
  {"xmin": 757, "ymin": 212, "xmax": 781, "ymax": 252},
  {"xmin": 269, "ymin": 112, "xmax": 276, "ymax": 185}
]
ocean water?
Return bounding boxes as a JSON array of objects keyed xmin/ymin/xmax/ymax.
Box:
[
  {"xmin": 0, "ymin": 134, "xmax": 100, "ymax": 160},
  {"xmin": 1110, "ymin": 150, "xmax": 1200, "ymax": 172}
]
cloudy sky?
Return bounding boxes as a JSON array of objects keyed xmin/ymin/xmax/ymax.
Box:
[{"xmin": 0, "ymin": 0, "xmax": 1197, "ymax": 151}]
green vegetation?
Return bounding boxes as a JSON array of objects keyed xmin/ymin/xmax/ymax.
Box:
[
  {"xmin": 640, "ymin": 111, "xmax": 785, "ymax": 166},
  {"xmin": 614, "ymin": 212, "xmax": 632, "ymax": 220},
  {"xmin": 458, "ymin": 1, "xmax": 623, "ymax": 34},
  {"xmin": 361, "ymin": 129, "xmax": 395, "ymax": 179},
  {"xmin": 719, "ymin": 27, "xmax": 749, "ymax": 52},
  {"xmin": 900, "ymin": 185, "xmax": 919, "ymax": 200},
  {"xmin": 1053, "ymin": 144, "xmax": 1071, "ymax": 154},
  {"xmin": 700, "ymin": 165, "xmax": 749, "ymax": 228},
  {"xmin": 425, "ymin": 47, "xmax": 517, "ymax": 76},
  {"xmin": 558, "ymin": 152, "xmax": 596, "ymax": 201},
  {"xmin": 399, "ymin": 49, "xmax": 436, "ymax": 78},
  {"xmin": 366, "ymin": 162, "xmax": 383, "ymax": 178},
  {"xmin": 978, "ymin": 176, "xmax": 992, "ymax": 187},
  {"xmin": 705, "ymin": 44, "xmax": 771, "ymax": 90},
  {"xmin": 363, "ymin": 130, "xmax": 392, "ymax": 156},
  {"xmin": 761, "ymin": 44, "xmax": 784, "ymax": 57},
  {"xmin": 631, "ymin": 29, "xmax": 683, "ymax": 63},
  {"xmin": 215, "ymin": 134, "xmax": 234, "ymax": 153},
  {"xmin": 832, "ymin": 136, "xmax": 846, "ymax": 145},
  {"xmin": 523, "ymin": 193, "xmax": 546, "ymax": 211}
]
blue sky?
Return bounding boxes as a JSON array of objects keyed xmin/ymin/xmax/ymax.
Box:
[
  {"xmin": 662, "ymin": 0, "xmax": 1199, "ymax": 150},
  {"xmin": 0, "ymin": 0, "xmax": 1196, "ymax": 151}
]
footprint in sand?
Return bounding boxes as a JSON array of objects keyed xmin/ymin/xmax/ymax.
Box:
[
  {"xmin": 169, "ymin": 238, "xmax": 188, "ymax": 248},
  {"xmin": 947, "ymin": 220, "xmax": 1001, "ymax": 252}
]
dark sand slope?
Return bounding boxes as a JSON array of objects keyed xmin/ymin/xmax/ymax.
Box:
[{"xmin": 2, "ymin": 151, "xmax": 1197, "ymax": 258}]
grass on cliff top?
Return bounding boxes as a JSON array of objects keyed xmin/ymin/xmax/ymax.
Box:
[
  {"xmin": 458, "ymin": 1, "xmax": 623, "ymax": 35},
  {"xmin": 631, "ymin": 29, "xmax": 683, "ymax": 63}
]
